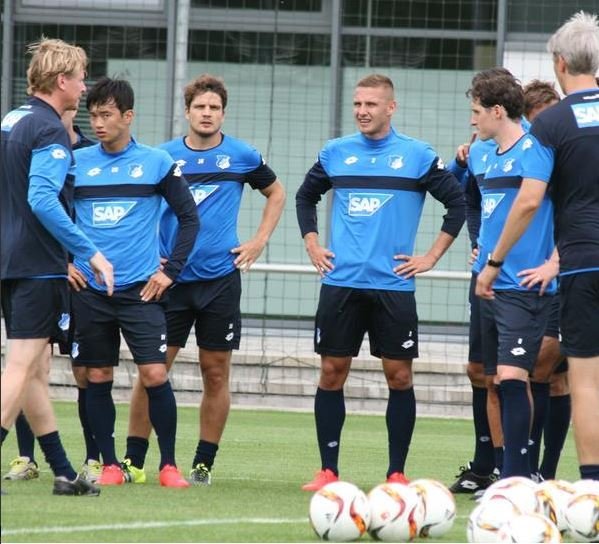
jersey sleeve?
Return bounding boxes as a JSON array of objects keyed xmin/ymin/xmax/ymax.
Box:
[
  {"xmin": 519, "ymin": 134, "xmax": 554, "ymax": 183},
  {"xmin": 295, "ymin": 158, "xmax": 332, "ymax": 238},
  {"xmin": 464, "ymin": 172, "xmax": 482, "ymax": 248},
  {"xmin": 246, "ymin": 158, "xmax": 277, "ymax": 190}
]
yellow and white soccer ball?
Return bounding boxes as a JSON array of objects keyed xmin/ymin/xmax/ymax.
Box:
[
  {"xmin": 467, "ymin": 497, "xmax": 521, "ymax": 543},
  {"xmin": 564, "ymin": 481, "xmax": 599, "ymax": 543},
  {"xmin": 495, "ymin": 512, "xmax": 561, "ymax": 543},
  {"xmin": 481, "ymin": 476, "xmax": 541, "ymax": 515},
  {"xmin": 309, "ymin": 481, "xmax": 370, "ymax": 542},
  {"xmin": 535, "ymin": 479, "xmax": 576, "ymax": 532},
  {"xmin": 408, "ymin": 478, "xmax": 456, "ymax": 537},
  {"xmin": 367, "ymin": 482, "xmax": 425, "ymax": 542}
]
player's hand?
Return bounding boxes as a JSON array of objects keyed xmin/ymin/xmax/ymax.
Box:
[
  {"xmin": 89, "ymin": 251, "xmax": 114, "ymax": 296},
  {"xmin": 517, "ymin": 259, "xmax": 559, "ymax": 295},
  {"xmin": 393, "ymin": 253, "xmax": 436, "ymax": 278},
  {"xmin": 455, "ymin": 132, "xmax": 476, "ymax": 167},
  {"xmin": 305, "ymin": 242, "xmax": 335, "ymax": 278},
  {"xmin": 475, "ymin": 265, "xmax": 499, "ymax": 300},
  {"xmin": 231, "ymin": 238, "xmax": 266, "ymax": 272},
  {"xmin": 468, "ymin": 247, "xmax": 479, "ymax": 266},
  {"xmin": 140, "ymin": 270, "xmax": 173, "ymax": 302},
  {"xmin": 67, "ymin": 263, "xmax": 87, "ymax": 292}
]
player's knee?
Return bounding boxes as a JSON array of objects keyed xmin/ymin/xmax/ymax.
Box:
[
  {"xmin": 138, "ymin": 363, "xmax": 168, "ymax": 387},
  {"xmin": 467, "ymin": 362, "xmax": 485, "ymax": 387},
  {"xmin": 87, "ymin": 366, "xmax": 113, "ymax": 383},
  {"xmin": 385, "ymin": 368, "xmax": 413, "ymax": 390}
]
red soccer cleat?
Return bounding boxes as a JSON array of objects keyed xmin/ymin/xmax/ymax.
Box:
[
  {"xmin": 386, "ymin": 471, "xmax": 410, "ymax": 484},
  {"xmin": 97, "ymin": 464, "xmax": 125, "ymax": 486},
  {"xmin": 301, "ymin": 468, "xmax": 339, "ymax": 491},
  {"xmin": 159, "ymin": 465, "xmax": 190, "ymax": 488}
]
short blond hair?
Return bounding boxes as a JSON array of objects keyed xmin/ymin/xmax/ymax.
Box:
[
  {"xmin": 356, "ymin": 73, "xmax": 395, "ymax": 93},
  {"xmin": 26, "ymin": 37, "xmax": 87, "ymax": 96}
]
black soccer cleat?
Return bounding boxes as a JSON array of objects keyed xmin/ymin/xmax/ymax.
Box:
[
  {"xmin": 449, "ymin": 462, "xmax": 497, "ymax": 493},
  {"xmin": 53, "ymin": 475, "xmax": 101, "ymax": 496}
]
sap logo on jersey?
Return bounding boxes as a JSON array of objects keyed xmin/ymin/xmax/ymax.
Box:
[
  {"xmin": 190, "ymin": 185, "xmax": 218, "ymax": 205},
  {"xmin": 571, "ymin": 102, "xmax": 599, "ymax": 127},
  {"xmin": 348, "ymin": 193, "xmax": 393, "ymax": 216},
  {"xmin": 92, "ymin": 201, "xmax": 137, "ymax": 227},
  {"xmin": 482, "ymin": 193, "xmax": 505, "ymax": 219}
]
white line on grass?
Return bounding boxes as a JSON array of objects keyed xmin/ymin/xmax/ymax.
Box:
[{"xmin": 1, "ymin": 517, "xmax": 307, "ymax": 537}]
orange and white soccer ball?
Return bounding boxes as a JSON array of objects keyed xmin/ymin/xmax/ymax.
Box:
[
  {"xmin": 496, "ymin": 512, "xmax": 561, "ymax": 543},
  {"xmin": 309, "ymin": 481, "xmax": 370, "ymax": 542},
  {"xmin": 481, "ymin": 476, "xmax": 541, "ymax": 515},
  {"xmin": 367, "ymin": 482, "xmax": 425, "ymax": 542},
  {"xmin": 535, "ymin": 479, "xmax": 576, "ymax": 532},
  {"xmin": 467, "ymin": 497, "xmax": 521, "ymax": 543},
  {"xmin": 408, "ymin": 478, "xmax": 456, "ymax": 537},
  {"xmin": 564, "ymin": 481, "xmax": 599, "ymax": 543}
]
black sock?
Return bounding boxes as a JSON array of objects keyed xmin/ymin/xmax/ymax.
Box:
[
  {"xmin": 1, "ymin": 426, "xmax": 8, "ymax": 445},
  {"xmin": 193, "ymin": 440, "xmax": 219, "ymax": 470},
  {"xmin": 540, "ymin": 394, "xmax": 571, "ymax": 479},
  {"xmin": 314, "ymin": 387, "xmax": 345, "ymax": 475},
  {"xmin": 529, "ymin": 381, "xmax": 550, "ymax": 475},
  {"xmin": 86, "ymin": 381, "xmax": 118, "ymax": 465},
  {"xmin": 471, "ymin": 386, "xmax": 494, "ymax": 475},
  {"xmin": 77, "ymin": 388, "xmax": 100, "ymax": 462},
  {"xmin": 125, "ymin": 436, "xmax": 149, "ymax": 469},
  {"xmin": 15, "ymin": 412, "xmax": 36, "ymax": 463},
  {"xmin": 37, "ymin": 431, "xmax": 76, "ymax": 480},
  {"xmin": 580, "ymin": 464, "xmax": 599, "ymax": 480},
  {"xmin": 146, "ymin": 380, "xmax": 177, "ymax": 469},
  {"xmin": 386, "ymin": 387, "xmax": 416, "ymax": 477},
  {"xmin": 500, "ymin": 379, "xmax": 531, "ymax": 478}
]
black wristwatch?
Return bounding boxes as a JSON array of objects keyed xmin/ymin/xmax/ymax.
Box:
[{"xmin": 487, "ymin": 257, "xmax": 504, "ymax": 268}]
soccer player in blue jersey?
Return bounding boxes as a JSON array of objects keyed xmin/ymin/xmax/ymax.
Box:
[
  {"xmin": 477, "ymin": 11, "xmax": 599, "ymax": 481},
  {"xmin": 70, "ymin": 77, "xmax": 199, "ymax": 488},
  {"xmin": 120, "ymin": 74, "xmax": 285, "ymax": 486},
  {"xmin": 469, "ymin": 70, "xmax": 556, "ymax": 478},
  {"xmin": 296, "ymin": 74, "xmax": 465, "ymax": 491},
  {"xmin": 1, "ymin": 38, "xmax": 113, "ymax": 496}
]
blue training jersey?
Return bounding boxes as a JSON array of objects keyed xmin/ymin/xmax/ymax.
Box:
[
  {"xmin": 73, "ymin": 139, "xmax": 198, "ymax": 291},
  {"xmin": 159, "ymin": 134, "xmax": 277, "ymax": 281},
  {"xmin": 475, "ymin": 133, "xmax": 555, "ymax": 292},
  {"xmin": 296, "ymin": 127, "xmax": 465, "ymax": 291}
]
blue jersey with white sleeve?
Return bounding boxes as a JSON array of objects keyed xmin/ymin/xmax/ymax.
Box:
[
  {"xmin": 1, "ymin": 97, "xmax": 97, "ymax": 279},
  {"xmin": 475, "ymin": 134, "xmax": 555, "ymax": 292},
  {"xmin": 159, "ymin": 134, "xmax": 277, "ymax": 281},
  {"xmin": 296, "ymin": 128, "xmax": 465, "ymax": 291},
  {"xmin": 73, "ymin": 139, "xmax": 198, "ymax": 291}
]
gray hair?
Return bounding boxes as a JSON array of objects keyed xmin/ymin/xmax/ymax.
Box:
[{"xmin": 547, "ymin": 11, "xmax": 599, "ymax": 76}]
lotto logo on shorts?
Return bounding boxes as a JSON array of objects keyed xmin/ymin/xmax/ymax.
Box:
[
  {"xmin": 348, "ymin": 193, "xmax": 393, "ymax": 216},
  {"xmin": 571, "ymin": 102, "xmax": 599, "ymax": 127},
  {"xmin": 92, "ymin": 201, "xmax": 137, "ymax": 227}
]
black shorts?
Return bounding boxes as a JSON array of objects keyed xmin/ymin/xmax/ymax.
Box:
[
  {"xmin": 1, "ymin": 278, "xmax": 69, "ymax": 342},
  {"xmin": 165, "ymin": 270, "xmax": 241, "ymax": 351},
  {"xmin": 543, "ymin": 294, "xmax": 560, "ymax": 339},
  {"xmin": 480, "ymin": 290, "xmax": 552, "ymax": 376},
  {"xmin": 560, "ymin": 271, "xmax": 599, "ymax": 357},
  {"xmin": 314, "ymin": 284, "xmax": 418, "ymax": 359},
  {"xmin": 468, "ymin": 272, "xmax": 482, "ymax": 363},
  {"xmin": 71, "ymin": 283, "xmax": 167, "ymax": 367}
]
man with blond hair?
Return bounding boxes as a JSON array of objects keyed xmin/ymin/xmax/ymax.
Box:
[
  {"xmin": 1, "ymin": 37, "xmax": 113, "ymax": 495},
  {"xmin": 477, "ymin": 11, "xmax": 599, "ymax": 481}
]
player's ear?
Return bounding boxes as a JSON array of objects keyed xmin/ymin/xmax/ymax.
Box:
[{"xmin": 124, "ymin": 109, "xmax": 134, "ymax": 124}]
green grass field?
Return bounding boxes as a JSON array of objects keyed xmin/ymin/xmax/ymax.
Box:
[{"xmin": 0, "ymin": 400, "xmax": 579, "ymax": 542}]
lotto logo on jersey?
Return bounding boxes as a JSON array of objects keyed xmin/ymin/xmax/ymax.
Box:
[
  {"xmin": 190, "ymin": 185, "xmax": 218, "ymax": 205},
  {"xmin": 571, "ymin": 102, "xmax": 599, "ymax": 127},
  {"xmin": 482, "ymin": 193, "xmax": 505, "ymax": 219},
  {"xmin": 348, "ymin": 192, "xmax": 393, "ymax": 216},
  {"xmin": 92, "ymin": 201, "xmax": 137, "ymax": 227}
]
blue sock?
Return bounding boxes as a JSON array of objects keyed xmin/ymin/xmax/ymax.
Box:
[
  {"xmin": 77, "ymin": 388, "xmax": 100, "ymax": 462},
  {"xmin": 471, "ymin": 386, "xmax": 494, "ymax": 475},
  {"xmin": 314, "ymin": 387, "xmax": 345, "ymax": 475},
  {"xmin": 386, "ymin": 387, "xmax": 416, "ymax": 477},
  {"xmin": 37, "ymin": 431, "xmax": 77, "ymax": 480},
  {"xmin": 580, "ymin": 464, "xmax": 599, "ymax": 480},
  {"xmin": 529, "ymin": 381, "xmax": 550, "ymax": 475},
  {"xmin": 15, "ymin": 412, "xmax": 36, "ymax": 463},
  {"xmin": 540, "ymin": 394, "xmax": 571, "ymax": 479},
  {"xmin": 500, "ymin": 379, "xmax": 531, "ymax": 478},
  {"xmin": 193, "ymin": 440, "xmax": 219, "ymax": 469},
  {"xmin": 146, "ymin": 380, "xmax": 177, "ymax": 469},
  {"xmin": 125, "ymin": 436, "xmax": 149, "ymax": 469},
  {"xmin": 86, "ymin": 381, "xmax": 118, "ymax": 465}
]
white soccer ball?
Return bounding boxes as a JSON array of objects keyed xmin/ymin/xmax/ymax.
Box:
[
  {"xmin": 467, "ymin": 497, "xmax": 521, "ymax": 543},
  {"xmin": 367, "ymin": 482, "xmax": 424, "ymax": 542},
  {"xmin": 408, "ymin": 478, "xmax": 456, "ymax": 537},
  {"xmin": 496, "ymin": 512, "xmax": 561, "ymax": 543},
  {"xmin": 481, "ymin": 476, "xmax": 541, "ymax": 515},
  {"xmin": 564, "ymin": 485, "xmax": 599, "ymax": 542},
  {"xmin": 535, "ymin": 479, "xmax": 576, "ymax": 532},
  {"xmin": 309, "ymin": 481, "xmax": 370, "ymax": 542}
]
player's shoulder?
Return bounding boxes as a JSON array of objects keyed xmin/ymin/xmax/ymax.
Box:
[
  {"xmin": 159, "ymin": 136, "xmax": 185, "ymax": 154},
  {"xmin": 74, "ymin": 142, "xmax": 101, "ymax": 160},
  {"xmin": 220, "ymin": 133, "xmax": 260, "ymax": 156}
]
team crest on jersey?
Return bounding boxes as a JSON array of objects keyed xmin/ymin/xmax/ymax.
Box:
[
  {"xmin": 521, "ymin": 138, "xmax": 533, "ymax": 151},
  {"xmin": 58, "ymin": 313, "xmax": 70, "ymax": 331},
  {"xmin": 502, "ymin": 158, "xmax": 515, "ymax": 173},
  {"xmin": 92, "ymin": 201, "xmax": 137, "ymax": 227},
  {"xmin": 87, "ymin": 167, "xmax": 101, "ymax": 177},
  {"xmin": 216, "ymin": 155, "xmax": 231, "ymax": 169},
  {"xmin": 571, "ymin": 101, "xmax": 599, "ymax": 127},
  {"xmin": 387, "ymin": 155, "xmax": 404, "ymax": 170},
  {"xmin": 482, "ymin": 193, "xmax": 505, "ymax": 219},
  {"xmin": 348, "ymin": 192, "xmax": 393, "ymax": 216},
  {"xmin": 190, "ymin": 184, "xmax": 218, "ymax": 205},
  {"xmin": 1, "ymin": 109, "xmax": 32, "ymax": 131},
  {"xmin": 344, "ymin": 156, "xmax": 359, "ymax": 165},
  {"xmin": 128, "ymin": 164, "xmax": 143, "ymax": 178}
]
